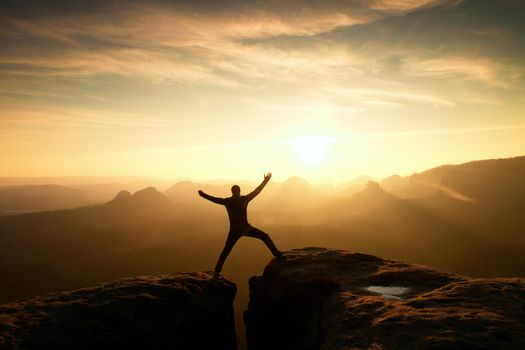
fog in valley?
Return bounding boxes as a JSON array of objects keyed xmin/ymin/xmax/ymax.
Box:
[{"xmin": 1, "ymin": 156, "xmax": 525, "ymax": 347}]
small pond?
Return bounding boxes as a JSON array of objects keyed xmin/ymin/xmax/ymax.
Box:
[{"xmin": 365, "ymin": 286, "xmax": 410, "ymax": 300}]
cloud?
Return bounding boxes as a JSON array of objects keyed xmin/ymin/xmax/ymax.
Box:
[
  {"xmin": 0, "ymin": 108, "xmax": 155, "ymax": 129},
  {"xmin": 370, "ymin": 0, "xmax": 461, "ymax": 12},
  {"xmin": 402, "ymin": 56, "xmax": 523, "ymax": 89},
  {"xmin": 0, "ymin": 0, "xmax": 454, "ymax": 74},
  {"xmin": 367, "ymin": 124, "xmax": 525, "ymax": 139},
  {"xmin": 323, "ymin": 86, "xmax": 455, "ymax": 109},
  {"xmin": 1, "ymin": 1, "xmax": 459, "ymax": 40},
  {"xmin": 0, "ymin": 0, "xmax": 521, "ymax": 111}
]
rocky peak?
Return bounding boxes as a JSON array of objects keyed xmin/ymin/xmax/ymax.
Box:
[
  {"xmin": 282, "ymin": 176, "xmax": 311, "ymax": 188},
  {"xmin": 366, "ymin": 180, "xmax": 381, "ymax": 191},
  {"xmin": 245, "ymin": 248, "xmax": 525, "ymax": 349},
  {"xmin": 131, "ymin": 186, "xmax": 165, "ymax": 201},
  {"xmin": 0, "ymin": 272, "xmax": 237, "ymax": 350},
  {"xmin": 113, "ymin": 190, "xmax": 131, "ymax": 201},
  {"xmin": 105, "ymin": 187, "xmax": 174, "ymax": 212}
]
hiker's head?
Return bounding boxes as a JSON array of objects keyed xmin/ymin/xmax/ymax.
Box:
[{"xmin": 231, "ymin": 185, "xmax": 241, "ymax": 197}]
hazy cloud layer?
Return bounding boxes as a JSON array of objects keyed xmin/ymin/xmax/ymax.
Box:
[
  {"xmin": 1, "ymin": 0, "xmax": 523, "ymax": 108},
  {"xmin": 1, "ymin": 0, "xmax": 525, "ymax": 181}
]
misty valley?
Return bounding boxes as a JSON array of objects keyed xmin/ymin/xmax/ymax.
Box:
[{"xmin": 1, "ymin": 157, "xmax": 525, "ymax": 348}]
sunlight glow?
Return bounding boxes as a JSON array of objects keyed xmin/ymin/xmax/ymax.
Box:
[{"xmin": 288, "ymin": 135, "xmax": 337, "ymax": 167}]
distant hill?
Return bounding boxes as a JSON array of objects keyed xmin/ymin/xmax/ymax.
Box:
[
  {"xmin": 164, "ymin": 180, "xmax": 265, "ymax": 204},
  {"xmin": 107, "ymin": 186, "xmax": 175, "ymax": 211},
  {"xmin": 164, "ymin": 181, "xmax": 231, "ymax": 204},
  {"xmin": 164, "ymin": 177, "xmax": 326, "ymax": 215},
  {"xmin": 0, "ymin": 185, "xmax": 89, "ymax": 215},
  {"xmin": 0, "ymin": 187, "xmax": 178, "ymax": 263},
  {"xmin": 335, "ymin": 175, "xmax": 375, "ymax": 196},
  {"xmin": 0, "ymin": 186, "xmax": 176, "ymax": 235},
  {"xmin": 378, "ymin": 157, "xmax": 525, "ymax": 245},
  {"xmin": 262, "ymin": 176, "xmax": 325, "ymax": 211},
  {"xmin": 381, "ymin": 156, "xmax": 525, "ymax": 202},
  {"xmin": 0, "ymin": 187, "xmax": 184, "ymax": 302},
  {"xmin": 0, "ymin": 178, "xmax": 178, "ymax": 215},
  {"xmin": 310, "ymin": 180, "xmax": 485, "ymax": 267}
]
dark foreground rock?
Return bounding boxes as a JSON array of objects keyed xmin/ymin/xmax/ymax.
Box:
[
  {"xmin": 245, "ymin": 248, "xmax": 525, "ymax": 350},
  {"xmin": 0, "ymin": 272, "xmax": 237, "ymax": 350}
]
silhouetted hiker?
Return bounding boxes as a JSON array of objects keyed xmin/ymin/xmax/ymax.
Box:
[{"xmin": 198, "ymin": 173, "xmax": 284, "ymax": 278}]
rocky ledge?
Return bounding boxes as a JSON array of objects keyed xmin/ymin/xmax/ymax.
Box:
[
  {"xmin": 245, "ymin": 247, "xmax": 525, "ymax": 350},
  {"xmin": 0, "ymin": 272, "xmax": 237, "ymax": 350}
]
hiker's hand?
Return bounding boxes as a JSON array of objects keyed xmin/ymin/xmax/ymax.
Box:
[
  {"xmin": 264, "ymin": 173, "xmax": 272, "ymax": 181},
  {"xmin": 198, "ymin": 190, "xmax": 204, "ymax": 196}
]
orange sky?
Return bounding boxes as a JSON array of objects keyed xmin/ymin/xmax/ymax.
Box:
[{"xmin": 1, "ymin": 0, "xmax": 524, "ymax": 183}]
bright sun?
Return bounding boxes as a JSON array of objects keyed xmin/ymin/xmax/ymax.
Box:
[{"xmin": 288, "ymin": 135, "xmax": 336, "ymax": 167}]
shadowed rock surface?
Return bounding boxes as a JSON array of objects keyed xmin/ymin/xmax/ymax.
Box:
[
  {"xmin": 0, "ymin": 272, "xmax": 237, "ymax": 350},
  {"xmin": 245, "ymin": 248, "xmax": 525, "ymax": 350}
]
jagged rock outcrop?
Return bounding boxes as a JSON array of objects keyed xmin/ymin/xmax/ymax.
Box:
[
  {"xmin": 0, "ymin": 272, "xmax": 237, "ymax": 350},
  {"xmin": 245, "ymin": 248, "xmax": 525, "ymax": 350},
  {"xmin": 113, "ymin": 190, "xmax": 132, "ymax": 201}
]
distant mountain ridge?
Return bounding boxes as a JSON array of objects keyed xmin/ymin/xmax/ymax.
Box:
[
  {"xmin": 381, "ymin": 156, "xmax": 525, "ymax": 201},
  {"xmin": 0, "ymin": 180, "xmax": 176, "ymax": 215},
  {"xmin": 0, "ymin": 186, "xmax": 181, "ymax": 302},
  {"xmin": 0, "ymin": 184, "xmax": 88, "ymax": 214},
  {"xmin": 1, "ymin": 155, "xmax": 525, "ymax": 307},
  {"xmin": 0, "ymin": 187, "xmax": 176, "ymax": 234}
]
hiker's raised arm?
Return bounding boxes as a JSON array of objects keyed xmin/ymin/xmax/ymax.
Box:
[
  {"xmin": 246, "ymin": 173, "xmax": 272, "ymax": 201},
  {"xmin": 198, "ymin": 190, "xmax": 227, "ymax": 205}
]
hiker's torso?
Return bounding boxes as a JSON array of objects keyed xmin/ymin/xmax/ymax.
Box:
[{"xmin": 224, "ymin": 196, "xmax": 249, "ymax": 228}]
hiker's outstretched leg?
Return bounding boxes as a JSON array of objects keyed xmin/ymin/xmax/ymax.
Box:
[
  {"xmin": 246, "ymin": 226, "xmax": 282, "ymax": 257},
  {"xmin": 214, "ymin": 233, "xmax": 239, "ymax": 277}
]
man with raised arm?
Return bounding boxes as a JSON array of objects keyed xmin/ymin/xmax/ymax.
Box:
[{"xmin": 198, "ymin": 172, "xmax": 284, "ymax": 278}]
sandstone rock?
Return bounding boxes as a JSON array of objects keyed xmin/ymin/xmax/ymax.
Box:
[
  {"xmin": 0, "ymin": 272, "xmax": 237, "ymax": 350},
  {"xmin": 245, "ymin": 247, "xmax": 525, "ymax": 349}
]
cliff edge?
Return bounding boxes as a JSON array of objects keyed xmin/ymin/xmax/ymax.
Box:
[
  {"xmin": 245, "ymin": 247, "xmax": 525, "ymax": 349},
  {"xmin": 0, "ymin": 272, "xmax": 237, "ymax": 349}
]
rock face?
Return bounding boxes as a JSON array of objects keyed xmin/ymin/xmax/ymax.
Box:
[
  {"xmin": 0, "ymin": 272, "xmax": 237, "ymax": 350},
  {"xmin": 245, "ymin": 248, "xmax": 525, "ymax": 350}
]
